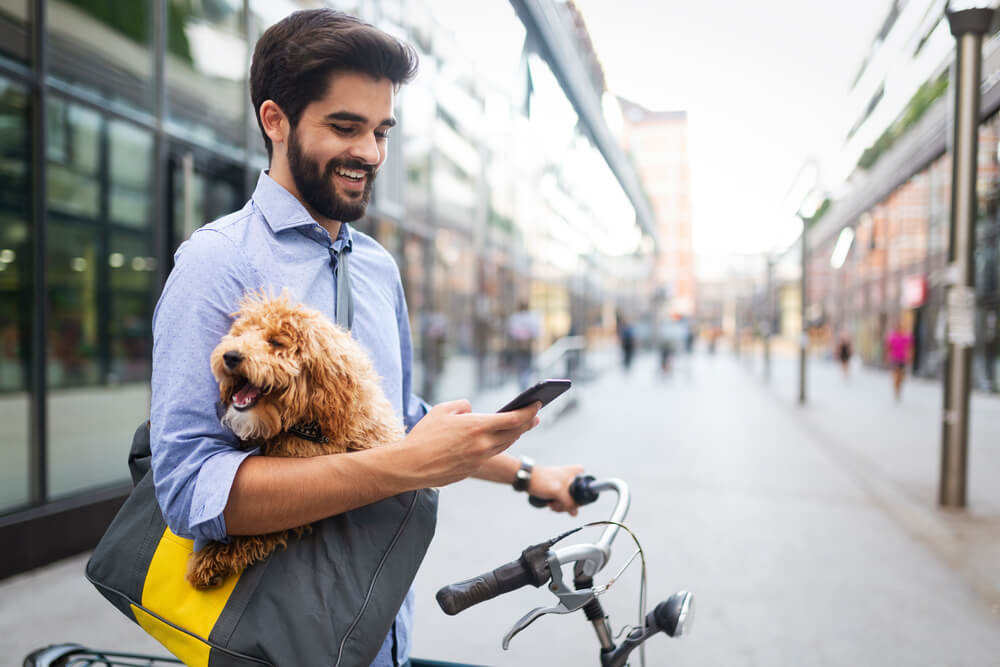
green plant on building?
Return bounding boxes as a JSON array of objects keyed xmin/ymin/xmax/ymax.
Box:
[
  {"xmin": 802, "ymin": 196, "xmax": 831, "ymax": 229},
  {"xmin": 857, "ymin": 72, "xmax": 949, "ymax": 172}
]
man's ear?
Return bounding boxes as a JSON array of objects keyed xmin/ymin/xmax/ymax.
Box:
[{"xmin": 259, "ymin": 100, "xmax": 289, "ymax": 146}]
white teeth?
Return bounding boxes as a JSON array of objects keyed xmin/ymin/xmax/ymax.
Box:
[{"xmin": 335, "ymin": 167, "xmax": 365, "ymax": 180}]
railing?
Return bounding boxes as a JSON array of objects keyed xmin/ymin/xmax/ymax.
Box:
[{"xmin": 535, "ymin": 335, "xmax": 589, "ymax": 381}]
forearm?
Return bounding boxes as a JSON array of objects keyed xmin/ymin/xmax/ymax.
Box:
[
  {"xmin": 225, "ymin": 401, "xmax": 543, "ymax": 534},
  {"xmin": 472, "ymin": 453, "xmax": 520, "ymax": 485},
  {"xmin": 474, "ymin": 454, "xmax": 585, "ymax": 516},
  {"xmin": 223, "ymin": 443, "xmax": 417, "ymax": 535}
]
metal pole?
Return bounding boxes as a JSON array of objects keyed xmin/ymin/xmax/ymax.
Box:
[
  {"xmin": 940, "ymin": 6, "xmax": 993, "ymax": 509},
  {"xmin": 799, "ymin": 219, "xmax": 807, "ymax": 404},
  {"xmin": 28, "ymin": 0, "xmax": 48, "ymax": 505},
  {"xmin": 764, "ymin": 256, "xmax": 773, "ymax": 381}
]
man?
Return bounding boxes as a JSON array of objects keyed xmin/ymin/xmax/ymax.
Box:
[
  {"xmin": 150, "ymin": 10, "xmax": 583, "ymax": 666},
  {"xmin": 507, "ymin": 300, "xmax": 541, "ymax": 389}
]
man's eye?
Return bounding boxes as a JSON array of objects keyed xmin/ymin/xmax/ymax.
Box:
[
  {"xmin": 331, "ymin": 124, "xmax": 353, "ymax": 134},
  {"xmin": 268, "ymin": 338, "xmax": 285, "ymax": 348},
  {"xmin": 375, "ymin": 131, "xmax": 390, "ymax": 140}
]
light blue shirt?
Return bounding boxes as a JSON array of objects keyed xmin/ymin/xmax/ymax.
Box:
[{"xmin": 150, "ymin": 171, "xmax": 428, "ymax": 666}]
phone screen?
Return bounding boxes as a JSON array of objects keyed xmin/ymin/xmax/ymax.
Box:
[{"xmin": 497, "ymin": 379, "xmax": 572, "ymax": 413}]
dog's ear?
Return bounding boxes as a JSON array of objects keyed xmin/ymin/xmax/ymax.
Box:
[{"xmin": 292, "ymin": 312, "xmax": 364, "ymax": 428}]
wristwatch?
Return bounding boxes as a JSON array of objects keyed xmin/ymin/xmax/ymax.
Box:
[{"xmin": 512, "ymin": 456, "xmax": 535, "ymax": 492}]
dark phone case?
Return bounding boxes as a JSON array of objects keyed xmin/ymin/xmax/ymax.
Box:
[{"xmin": 497, "ymin": 379, "xmax": 571, "ymax": 412}]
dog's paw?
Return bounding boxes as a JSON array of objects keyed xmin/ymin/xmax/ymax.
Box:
[{"xmin": 186, "ymin": 556, "xmax": 228, "ymax": 590}]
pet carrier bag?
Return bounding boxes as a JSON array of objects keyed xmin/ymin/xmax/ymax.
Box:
[{"xmin": 86, "ymin": 421, "xmax": 438, "ymax": 667}]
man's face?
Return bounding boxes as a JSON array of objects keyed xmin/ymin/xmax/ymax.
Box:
[{"xmin": 285, "ymin": 72, "xmax": 395, "ymax": 223}]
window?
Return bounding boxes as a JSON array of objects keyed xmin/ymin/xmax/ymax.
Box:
[
  {"xmin": 0, "ymin": 73, "xmax": 30, "ymax": 511},
  {"xmin": 45, "ymin": 98, "xmax": 154, "ymax": 499}
]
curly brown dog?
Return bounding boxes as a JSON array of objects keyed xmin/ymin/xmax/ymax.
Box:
[{"xmin": 186, "ymin": 292, "xmax": 405, "ymax": 589}]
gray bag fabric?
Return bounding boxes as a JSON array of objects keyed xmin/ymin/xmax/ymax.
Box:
[{"xmin": 86, "ymin": 422, "xmax": 438, "ymax": 667}]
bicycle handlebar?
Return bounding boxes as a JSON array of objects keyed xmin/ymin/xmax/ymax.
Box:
[
  {"xmin": 435, "ymin": 475, "xmax": 694, "ymax": 663},
  {"xmin": 436, "ymin": 475, "xmax": 621, "ymax": 616},
  {"xmin": 436, "ymin": 540, "xmax": 552, "ymax": 615}
]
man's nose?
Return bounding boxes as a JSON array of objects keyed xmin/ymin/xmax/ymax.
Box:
[
  {"xmin": 223, "ymin": 351, "xmax": 244, "ymax": 369},
  {"xmin": 348, "ymin": 134, "xmax": 382, "ymax": 166}
]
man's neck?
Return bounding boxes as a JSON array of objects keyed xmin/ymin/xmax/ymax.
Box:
[{"xmin": 267, "ymin": 166, "xmax": 342, "ymax": 239}]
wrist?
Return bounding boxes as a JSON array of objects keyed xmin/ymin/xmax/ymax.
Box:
[{"xmin": 512, "ymin": 456, "xmax": 534, "ymax": 492}]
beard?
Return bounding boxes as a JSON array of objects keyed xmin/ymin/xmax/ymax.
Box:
[{"xmin": 286, "ymin": 127, "xmax": 377, "ymax": 223}]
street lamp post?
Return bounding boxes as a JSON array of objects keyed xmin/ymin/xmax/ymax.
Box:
[
  {"xmin": 763, "ymin": 255, "xmax": 774, "ymax": 382},
  {"xmin": 940, "ymin": 2, "xmax": 994, "ymax": 508},
  {"xmin": 799, "ymin": 216, "xmax": 808, "ymax": 404}
]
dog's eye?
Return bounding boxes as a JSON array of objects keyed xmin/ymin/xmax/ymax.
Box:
[{"xmin": 267, "ymin": 338, "xmax": 285, "ymax": 349}]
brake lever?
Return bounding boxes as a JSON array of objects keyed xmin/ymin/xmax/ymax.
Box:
[{"xmin": 501, "ymin": 550, "xmax": 596, "ymax": 649}]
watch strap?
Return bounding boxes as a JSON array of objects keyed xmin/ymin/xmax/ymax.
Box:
[{"xmin": 512, "ymin": 456, "xmax": 534, "ymax": 492}]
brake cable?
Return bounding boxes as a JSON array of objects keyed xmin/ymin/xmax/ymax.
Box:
[{"xmin": 547, "ymin": 520, "xmax": 649, "ymax": 666}]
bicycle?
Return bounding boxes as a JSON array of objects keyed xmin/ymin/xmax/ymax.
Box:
[{"xmin": 24, "ymin": 476, "xmax": 692, "ymax": 667}]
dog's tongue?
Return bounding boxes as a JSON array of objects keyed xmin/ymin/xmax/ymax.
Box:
[{"xmin": 233, "ymin": 383, "xmax": 261, "ymax": 405}]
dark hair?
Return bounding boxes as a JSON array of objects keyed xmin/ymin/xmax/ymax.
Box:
[{"xmin": 250, "ymin": 9, "xmax": 419, "ymax": 159}]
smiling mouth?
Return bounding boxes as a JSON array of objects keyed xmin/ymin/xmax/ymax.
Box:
[
  {"xmin": 231, "ymin": 379, "xmax": 264, "ymax": 411},
  {"xmin": 334, "ymin": 166, "xmax": 367, "ymax": 183}
]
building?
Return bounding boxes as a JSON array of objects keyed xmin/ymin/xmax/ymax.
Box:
[
  {"xmin": 0, "ymin": 0, "xmax": 654, "ymax": 578},
  {"xmin": 779, "ymin": 0, "xmax": 1000, "ymax": 391},
  {"xmin": 618, "ymin": 98, "xmax": 696, "ymax": 319}
]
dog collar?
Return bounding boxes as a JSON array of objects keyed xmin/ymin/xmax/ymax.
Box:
[{"xmin": 286, "ymin": 421, "xmax": 329, "ymax": 444}]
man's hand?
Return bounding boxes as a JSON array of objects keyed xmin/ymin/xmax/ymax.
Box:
[
  {"xmin": 528, "ymin": 464, "xmax": 585, "ymax": 516},
  {"xmin": 397, "ymin": 399, "xmax": 541, "ymax": 488}
]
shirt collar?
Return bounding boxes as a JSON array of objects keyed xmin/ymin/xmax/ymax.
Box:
[{"xmin": 251, "ymin": 170, "xmax": 354, "ymax": 251}]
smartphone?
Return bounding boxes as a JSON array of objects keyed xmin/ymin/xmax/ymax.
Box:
[{"xmin": 497, "ymin": 379, "xmax": 572, "ymax": 413}]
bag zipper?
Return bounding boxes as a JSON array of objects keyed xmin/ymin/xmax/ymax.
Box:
[{"xmin": 335, "ymin": 491, "xmax": 420, "ymax": 667}]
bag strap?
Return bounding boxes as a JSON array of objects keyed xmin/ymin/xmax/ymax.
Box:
[{"xmin": 128, "ymin": 420, "xmax": 153, "ymax": 487}]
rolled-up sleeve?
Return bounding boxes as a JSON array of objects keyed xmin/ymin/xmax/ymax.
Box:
[{"xmin": 150, "ymin": 228, "xmax": 261, "ymax": 546}]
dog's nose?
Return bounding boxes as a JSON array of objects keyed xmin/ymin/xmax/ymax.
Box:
[{"xmin": 223, "ymin": 351, "xmax": 244, "ymax": 369}]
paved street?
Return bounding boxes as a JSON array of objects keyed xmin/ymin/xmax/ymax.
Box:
[{"xmin": 3, "ymin": 348, "xmax": 1000, "ymax": 665}]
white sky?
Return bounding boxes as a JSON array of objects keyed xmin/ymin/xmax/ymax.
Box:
[{"xmin": 575, "ymin": 0, "xmax": 895, "ymax": 256}]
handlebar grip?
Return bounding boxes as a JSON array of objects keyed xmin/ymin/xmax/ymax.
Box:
[
  {"xmin": 528, "ymin": 474, "xmax": 600, "ymax": 509},
  {"xmin": 436, "ymin": 559, "xmax": 536, "ymax": 615},
  {"xmin": 569, "ymin": 474, "xmax": 599, "ymax": 506}
]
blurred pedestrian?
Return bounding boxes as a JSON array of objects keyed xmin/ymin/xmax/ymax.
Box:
[
  {"xmin": 507, "ymin": 301, "xmax": 540, "ymax": 390},
  {"xmin": 657, "ymin": 321, "xmax": 676, "ymax": 376},
  {"xmin": 421, "ymin": 311, "xmax": 448, "ymax": 402},
  {"xmin": 885, "ymin": 322, "xmax": 913, "ymax": 400},
  {"xmin": 657, "ymin": 314, "xmax": 690, "ymax": 378},
  {"xmin": 836, "ymin": 331, "xmax": 852, "ymax": 378},
  {"xmin": 707, "ymin": 326, "xmax": 719, "ymax": 355},
  {"xmin": 619, "ymin": 320, "xmax": 636, "ymax": 372}
]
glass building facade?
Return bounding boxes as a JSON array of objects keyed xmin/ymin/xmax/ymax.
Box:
[{"xmin": 0, "ymin": 0, "xmax": 646, "ymax": 576}]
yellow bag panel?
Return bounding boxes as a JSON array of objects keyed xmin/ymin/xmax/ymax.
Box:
[
  {"xmin": 135, "ymin": 527, "xmax": 242, "ymax": 664},
  {"xmin": 133, "ymin": 604, "xmax": 211, "ymax": 667}
]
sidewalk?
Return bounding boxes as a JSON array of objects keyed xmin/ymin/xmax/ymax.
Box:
[
  {"xmin": 3, "ymin": 349, "xmax": 999, "ymax": 665},
  {"xmin": 742, "ymin": 347, "xmax": 1000, "ymax": 603},
  {"xmin": 410, "ymin": 350, "xmax": 1000, "ymax": 665}
]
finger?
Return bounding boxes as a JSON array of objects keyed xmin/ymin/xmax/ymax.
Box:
[
  {"xmin": 492, "ymin": 415, "xmax": 538, "ymax": 442},
  {"xmin": 549, "ymin": 502, "xmax": 578, "ymax": 516},
  {"xmin": 491, "ymin": 402, "xmax": 541, "ymax": 428}
]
